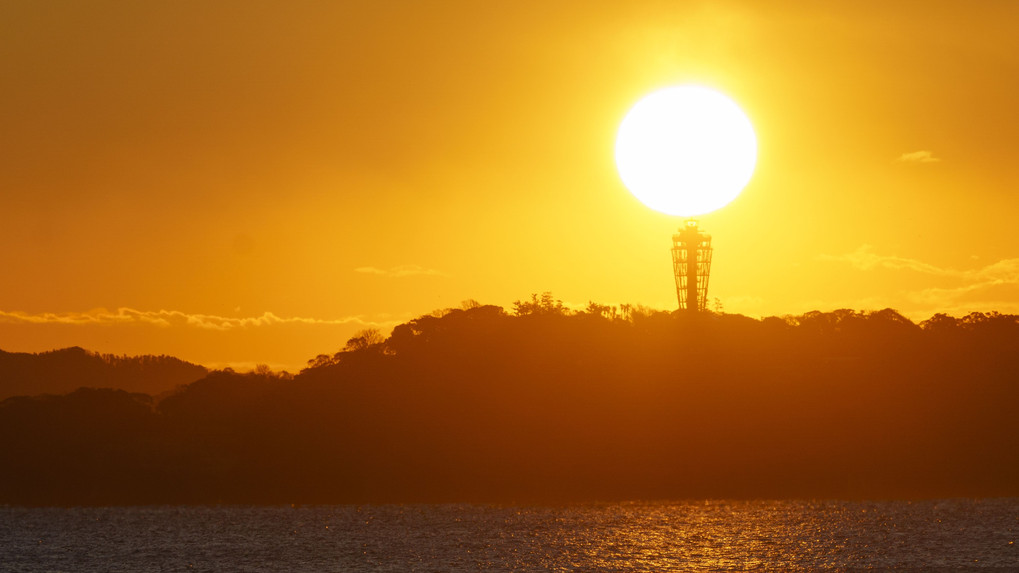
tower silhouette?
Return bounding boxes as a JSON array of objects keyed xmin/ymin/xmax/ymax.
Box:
[{"xmin": 671, "ymin": 220, "xmax": 712, "ymax": 312}]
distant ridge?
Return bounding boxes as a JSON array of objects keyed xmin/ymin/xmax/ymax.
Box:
[
  {"xmin": 1, "ymin": 303, "xmax": 1017, "ymax": 505},
  {"xmin": 0, "ymin": 347, "xmax": 208, "ymax": 400}
]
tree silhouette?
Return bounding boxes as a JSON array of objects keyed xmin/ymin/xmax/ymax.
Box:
[
  {"xmin": 344, "ymin": 328, "xmax": 385, "ymax": 351},
  {"xmin": 512, "ymin": 292, "xmax": 568, "ymax": 316}
]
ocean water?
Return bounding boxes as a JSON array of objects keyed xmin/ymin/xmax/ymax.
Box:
[{"xmin": 0, "ymin": 500, "xmax": 1016, "ymax": 572}]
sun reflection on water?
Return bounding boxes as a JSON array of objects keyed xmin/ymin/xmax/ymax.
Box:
[
  {"xmin": 457, "ymin": 499, "xmax": 1016, "ymax": 572},
  {"xmin": 1, "ymin": 499, "xmax": 1015, "ymax": 571}
]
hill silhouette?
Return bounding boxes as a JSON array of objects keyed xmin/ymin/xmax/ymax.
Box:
[
  {"xmin": 1, "ymin": 297, "xmax": 1017, "ymax": 505},
  {"xmin": 0, "ymin": 347, "xmax": 208, "ymax": 400}
]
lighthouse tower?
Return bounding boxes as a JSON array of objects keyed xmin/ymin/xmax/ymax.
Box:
[{"xmin": 671, "ymin": 220, "xmax": 712, "ymax": 312}]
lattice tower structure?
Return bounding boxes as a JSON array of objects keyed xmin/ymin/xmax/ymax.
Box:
[{"xmin": 671, "ymin": 220, "xmax": 713, "ymax": 312}]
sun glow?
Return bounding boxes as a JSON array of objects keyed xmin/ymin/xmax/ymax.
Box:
[{"xmin": 615, "ymin": 86, "xmax": 757, "ymax": 217}]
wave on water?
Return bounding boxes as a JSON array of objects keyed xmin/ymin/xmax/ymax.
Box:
[{"xmin": 1, "ymin": 499, "xmax": 1016, "ymax": 572}]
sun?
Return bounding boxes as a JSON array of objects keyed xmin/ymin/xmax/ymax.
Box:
[{"xmin": 615, "ymin": 86, "xmax": 757, "ymax": 217}]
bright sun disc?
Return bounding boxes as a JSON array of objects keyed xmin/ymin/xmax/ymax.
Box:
[{"xmin": 615, "ymin": 86, "xmax": 757, "ymax": 217}]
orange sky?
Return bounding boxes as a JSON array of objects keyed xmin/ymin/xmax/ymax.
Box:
[{"xmin": 3, "ymin": 1, "xmax": 1018, "ymax": 371}]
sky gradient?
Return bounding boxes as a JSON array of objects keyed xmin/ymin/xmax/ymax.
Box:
[{"xmin": 3, "ymin": 1, "xmax": 1018, "ymax": 370}]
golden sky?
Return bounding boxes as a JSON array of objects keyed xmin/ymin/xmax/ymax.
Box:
[{"xmin": 2, "ymin": 1, "xmax": 1018, "ymax": 370}]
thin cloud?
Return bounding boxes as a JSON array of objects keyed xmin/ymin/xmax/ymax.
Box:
[
  {"xmin": 821, "ymin": 245, "xmax": 1019, "ymax": 282},
  {"xmin": 355, "ymin": 265, "xmax": 447, "ymax": 278},
  {"xmin": 0, "ymin": 308, "xmax": 398, "ymax": 331},
  {"xmin": 819, "ymin": 245, "xmax": 954, "ymax": 276},
  {"xmin": 821, "ymin": 245, "xmax": 1019, "ymax": 315},
  {"xmin": 896, "ymin": 150, "xmax": 941, "ymax": 163}
]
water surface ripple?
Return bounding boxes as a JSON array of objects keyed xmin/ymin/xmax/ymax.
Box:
[{"xmin": 1, "ymin": 499, "xmax": 1016, "ymax": 571}]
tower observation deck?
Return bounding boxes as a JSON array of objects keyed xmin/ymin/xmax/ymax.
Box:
[{"xmin": 671, "ymin": 220, "xmax": 713, "ymax": 312}]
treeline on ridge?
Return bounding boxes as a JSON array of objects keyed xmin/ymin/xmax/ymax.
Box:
[
  {"xmin": 0, "ymin": 346, "xmax": 208, "ymax": 400},
  {"xmin": 1, "ymin": 294, "xmax": 1017, "ymax": 505}
]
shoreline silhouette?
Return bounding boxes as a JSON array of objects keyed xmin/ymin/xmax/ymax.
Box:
[{"xmin": 2, "ymin": 296, "xmax": 1017, "ymax": 506}]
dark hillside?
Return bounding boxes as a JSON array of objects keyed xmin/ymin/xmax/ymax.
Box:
[
  {"xmin": 0, "ymin": 347, "xmax": 208, "ymax": 399},
  {"xmin": 1, "ymin": 303, "xmax": 1017, "ymax": 505}
]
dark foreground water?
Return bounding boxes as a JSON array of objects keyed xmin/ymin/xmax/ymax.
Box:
[{"xmin": 1, "ymin": 500, "xmax": 1016, "ymax": 572}]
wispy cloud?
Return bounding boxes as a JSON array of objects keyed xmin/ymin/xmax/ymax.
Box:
[
  {"xmin": 0, "ymin": 308, "xmax": 398, "ymax": 331},
  {"xmin": 821, "ymin": 245, "xmax": 1019, "ymax": 282},
  {"xmin": 820, "ymin": 245, "xmax": 1019, "ymax": 315},
  {"xmin": 355, "ymin": 265, "xmax": 447, "ymax": 278},
  {"xmin": 896, "ymin": 150, "xmax": 940, "ymax": 163},
  {"xmin": 819, "ymin": 245, "xmax": 954, "ymax": 276}
]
